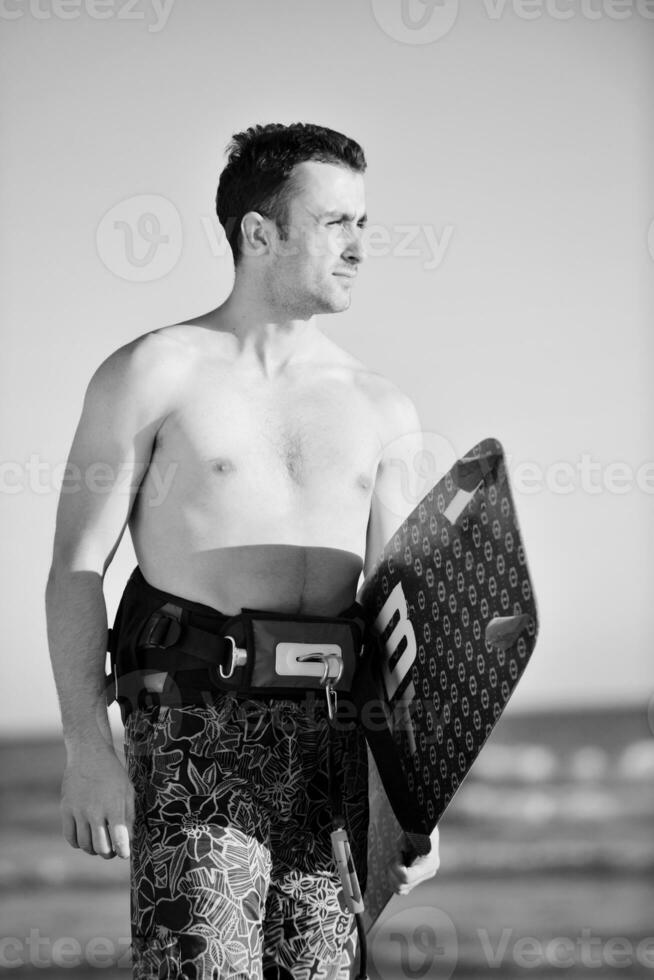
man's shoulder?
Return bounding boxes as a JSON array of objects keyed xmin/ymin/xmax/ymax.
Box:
[
  {"xmin": 128, "ymin": 322, "xmax": 204, "ymax": 362},
  {"xmin": 80, "ymin": 327, "xmax": 200, "ymax": 425},
  {"xmin": 349, "ymin": 358, "xmax": 419, "ymax": 427},
  {"xmin": 320, "ymin": 338, "xmax": 411, "ymax": 405},
  {"xmin": 323, "ymin": 342, "xmax": 420, "ymax": 446},
  {"xmin": 93, "ymin": 324, "xmax": 199, "ymax": 384}
]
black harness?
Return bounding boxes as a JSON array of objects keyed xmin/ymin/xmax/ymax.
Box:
[{"xmin": 106, "ymin": 566, "xmax": 368, "ymax": 722}]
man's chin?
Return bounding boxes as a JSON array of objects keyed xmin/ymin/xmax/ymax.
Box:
[{"xmin": 318, "ymin": 293, "xmax": 352, "ymax": 315}]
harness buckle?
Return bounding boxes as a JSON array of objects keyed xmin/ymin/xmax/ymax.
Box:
[
  {"xmin": 297, "ymin": 651, "xmax": 343, "ymax": 719},
  {"xmin": 297, "ymin": 651, "xmax": 344, "ymax": 686},
  {"xmin": 220, "ymin": 635, "xmax": 248, "ymax": 679},
  {"xmin": 324, "ymin": 681, "xmax": 338, "ymax": 721},
  {"xmin": 140, "ymin": 604, "xmax": 182, "ymax": 648}
]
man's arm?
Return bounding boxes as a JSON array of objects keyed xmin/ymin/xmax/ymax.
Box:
[
  {"xmin": 362, "ymin": 387, "xmax": 423, "ymax": 581},
  {"xmin": 45, "ymin": 331, "xmax": 184, "ymax": 859}
]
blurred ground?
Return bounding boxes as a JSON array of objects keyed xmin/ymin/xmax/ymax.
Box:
[{"xmin": 1, "ymin": 705, "xmax": 653, "ymax": 979}]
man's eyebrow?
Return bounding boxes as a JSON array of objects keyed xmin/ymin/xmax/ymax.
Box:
[{"xmin": 321, "ymin": 210, "xmax": 368, "ymax": 224}]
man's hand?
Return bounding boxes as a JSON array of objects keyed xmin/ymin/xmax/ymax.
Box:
[
  {"xmin": 61, "ymin": 744, "xmax": 135, "ymax": 860},
  {"xmin": 387, "ymin": 826, "xmax": 440, "ymax": 896}
]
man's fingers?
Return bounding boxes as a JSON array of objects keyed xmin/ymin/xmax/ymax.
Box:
[
  {"xmin": 62, "ymin": 807, "xmax": 130, "ymax": 860},
  {"xmin": 387, "ymin": 860, "xmax": 410, "ymax": 885},
  {"xmin": 75, "ymin": 820, "xmax": 96, "ymax": 855},
  {"xmin": 387, "ymin": 861, "xmax": 410, "ymax": 890},
  {"xmin": 109, "ymin": 790, "xmax": 134, "ymax": 859},
  {"xmin": 61, "ymin": 809, "xmax": 79, "ymax": 849},
  {"xmin": 387, "ymin": 850, "xmax": 440, "ymax": 894},
  {"xmin": 91, "ymin": 822, "xmax": 116, "ymax": 860},
  {"xmin": 387, "ymin": 865, "xmax": 413, "ymax": 895},
  {"xmin": 60, "ymin": 759, "xmax": 135, "ymax": 859},
  {"xmin": 110, "ymin": 822, "xmax": 131, "ymax": 860}
]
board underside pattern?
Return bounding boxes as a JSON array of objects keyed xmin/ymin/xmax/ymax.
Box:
[{"xmin": 358, "ymin": 437, "xmax": 539, "ymax": 930}]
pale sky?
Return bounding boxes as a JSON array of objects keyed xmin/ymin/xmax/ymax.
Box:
[{"xmin": 1, "ymin": 1, "xmax": 653, "ymax": 735}]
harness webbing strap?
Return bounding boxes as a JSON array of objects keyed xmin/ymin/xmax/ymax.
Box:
[
  {"xmin": 137, "ymin": 644, "xmax": 237, "ymax": 676},
  {"xmin": 136, "ymin": 604, "xmax": 237, "ymax": 669}
]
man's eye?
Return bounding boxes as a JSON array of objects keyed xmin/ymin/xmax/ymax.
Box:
[{"xmin": 327, "ymin": 218, "xmax": 366, "ymax": 228}]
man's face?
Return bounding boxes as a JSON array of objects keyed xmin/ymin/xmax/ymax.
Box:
[{"xmin": 264, "ymin": 160, "xmax": 367, "ymax": 317}]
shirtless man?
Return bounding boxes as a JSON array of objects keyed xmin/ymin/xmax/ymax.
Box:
[{"xmin": 46, "ymin": 123, "xmax": 440, "ymax": 979}]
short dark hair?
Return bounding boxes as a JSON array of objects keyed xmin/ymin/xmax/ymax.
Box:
[{"xmin": 216, "ymin": 122, "xmax": 367, "ymax": 264}]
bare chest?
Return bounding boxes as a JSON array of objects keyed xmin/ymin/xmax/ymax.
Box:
[{"xmin": 156, "ymin": 368, "xmax": 383, "ymax": 490}]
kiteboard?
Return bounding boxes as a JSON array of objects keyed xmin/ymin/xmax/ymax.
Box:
[{"xmin": 352, "ymin": 437, "xmax": 539, "ymax": 934}]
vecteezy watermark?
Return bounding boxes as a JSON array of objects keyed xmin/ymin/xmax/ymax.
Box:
[
  {"xmin": 371, "ymin": 430, "xmax": 459, "ymax": 521},
  {"xmin": 477, "ymin": 928, "xmax": 654, "ymax": 969},
  {"xmin": 0, "ymin": 455, "xmax": 179, "ymax": 504},
  {"xmin": 506, "ymin": 455, "xmax": 654, "ymax": 497},
  {"xmin": 370, "ymin": 0, "xmax": 461, "ymax": 44},
  {"xmin": 0, "ymin": 930, "xmax": 132, "ymax": 968},
  {"xmin": 200, "ymin": 216, "xmax": 455, "ymax": 271},
  {"xmin": 96, "ymin": 194, "xmax": 183, "ymax": 282},
  {"xmin": 369, "ymin": 905, "xmax": 459, "ymax": 980},
  {"xmin": 364, "ymin": 222, "xmax": 454, "ymax": 270},
  {"xmin": 370, "ymin": 432, "xmax": 654, "ymax": 521},
  {"xmin": 370, "ymin": 0, "xmax": 654, "ymax": 45},
  {"xmin": 0, "ymin": 0, "xmax": 175, "ymax": 31},
  {"xmin": 481, "ymin": 0, "xmax": 654, "ymax": 21},
  {"xmin": 3, "ymin": 449, "xmax": 654, "ymax": 503}
]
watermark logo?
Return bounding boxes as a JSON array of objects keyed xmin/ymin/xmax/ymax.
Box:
[
  {"xmin": 96, "ymin": 194, "xmax": 182, "ymax": 282},
  {"xmin": 477, "ymin": 927, "xmax": 654, "ymax": 970},
  {"xmin": 372, "ymin": 429, "xmax": 459, "ymax": 521},
  {"xmin": 0, "ymin": 930, "xmax": 131, "ymax": 969},
  {"xmin": 0, "ymin": 455, "xmax": 179, "ymax": 504},
  {"xmin": 371, "ymin": 0, "xmax": 654, "ymax": 43},
  {"xmin": 371, "ymin": 0, "xmax": 460, "ymax": 44},
  {"xmin": 482, "ymin": 0, "xmax": 654, "ymax": 22},
  {"xmin": 3, "ymin": 448, "xmax": 654, "ymax": 502},
  {"xmin": 369, "ymin": 904, "xmax": 459, "ymax": 979},
  {"xmin": 201, "ymin": 215, "xmax": 454, "ymax": 271},
  {"xmin": 362, "ymin": 222, "xmax": 454, "ymax": 270},
  {"xmin": 0, "ymin": 0, "xmax": 175, "ymax": 31},
  {"xmin": 370, "ymin": 432, "xmax": 654, "ymax": 518}
]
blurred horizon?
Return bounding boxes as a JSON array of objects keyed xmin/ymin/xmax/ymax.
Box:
[{"xmin": 4, "ymin": 697, "xmax": 653, "ymax": 744}]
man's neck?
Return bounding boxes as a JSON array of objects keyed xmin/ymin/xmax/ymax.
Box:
[{"xmin": 212, "ymin": 278, "xmax": 324, "ymax": 379}]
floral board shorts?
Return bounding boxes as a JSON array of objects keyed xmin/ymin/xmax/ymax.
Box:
[{"xmin": 123, "ymin": 694, "xmax": 369, "ymax": 980}]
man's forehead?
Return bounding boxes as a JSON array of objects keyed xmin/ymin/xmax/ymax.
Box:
[{"xmin": 290, "ymin": 160, "xmax": 366, "ymax": 216}]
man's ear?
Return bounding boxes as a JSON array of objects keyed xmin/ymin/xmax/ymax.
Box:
[{"xmin": 240, "ymin": 211, "xmax": 271, "ymax": 257}]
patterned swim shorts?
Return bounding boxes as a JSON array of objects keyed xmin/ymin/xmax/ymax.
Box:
[{"xmin": 124, "ymin": 694, "xmax": 369, "ymax": 980}]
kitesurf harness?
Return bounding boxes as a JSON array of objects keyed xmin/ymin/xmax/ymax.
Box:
[{"xmin": 105, "ymin": 566, "xmax": 367, "ymax": 721}]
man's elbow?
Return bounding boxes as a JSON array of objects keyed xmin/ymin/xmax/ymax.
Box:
[{"xmin": 47, "ymin": 542, "xmax": 111, "ymax": 584}]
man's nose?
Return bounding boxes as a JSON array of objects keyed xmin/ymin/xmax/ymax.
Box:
[{"xmin": 342, "ymin": 227, "xmax": 366, "ymax": 264}]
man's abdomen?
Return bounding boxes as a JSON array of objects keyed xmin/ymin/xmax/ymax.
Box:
[{"xmin": 129, "ymin": 458, "xmax": 371, "ymax": 615}]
